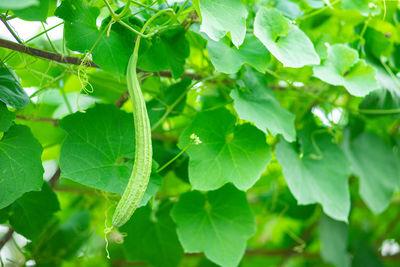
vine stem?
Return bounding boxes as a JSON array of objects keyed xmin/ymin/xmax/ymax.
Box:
[
  {"xmin": 0, "ymin": 38, "xmax": 202, "ymax": 79},
  {"xmin": 0, "ymin": 16, "xmax": 23, "ymax": 44},
  {"xmin": 296, "ymin": 0, "xmax": 340, "ymax": 22},
  {"xmin": 157, "ymin": 144, "xmax": 191, "ymax": 173},
  {"xmin": 358, "ymin": 108, "xmax": 400, "ymax": 115}
]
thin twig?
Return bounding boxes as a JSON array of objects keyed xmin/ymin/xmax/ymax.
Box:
[
  {"xmin": 375, "ymin": 212, "xmax": 400, "ymax": 248},
  {"xmin": 0, "ymin": 17, "xmax": 23, "ymax": 44},
  {"xmin": 49, "ymin": 168, "xmax": 61, "ymax": 188},
  {"xmin": 16, "ymin": 115, "xmax": 58, "ymax": 126},
  {"xmin": 0, "ymin": 228, "xmax": 14, "ymax": 251}
]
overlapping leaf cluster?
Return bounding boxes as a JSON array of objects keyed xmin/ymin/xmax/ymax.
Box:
[{"xmin": 1, "ymin": 1, "xmax": 400, "ymax": 267}]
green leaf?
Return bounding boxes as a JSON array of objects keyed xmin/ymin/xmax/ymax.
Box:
[
  {"xmin": 55, "ymin": 0, "xmax": 133, "ymax": 75},
  {"xmin": 198, "ymin": 0, "xmax": 248, "ymax": 47},
  {"xmin": 121, "ymin": 202, "xmax": 183, "ymax": 267},
  {"xmin": 359, "ymin": 61, "xmax": 400, "ymax": 116},
  {"xmin": 0, "ymin": 102, "xmax": 15, "ymax": 132},
  {"xmin": 275, "ymin": 130, "xmax": 351, "ymax": 222},
  {"xmin": 171, "ymin": 184, "xmax": 256, "ymax": 267},
  {"xmin": 275, "ymin": 0, "xmax": 304, "ymax": 19},
  {"xmin": 254, "ymin": 7, "xmax": 319, "ymax": 68},
  {"xmin": 352, "ymin": 241, "xmax": 384, "ymax": 267},
  {"xmin": 139, "ymin": 170, "xmax": 162, "ymax": 207},
  {"xmin": 178, "ymin": 109, "xmax": 271, "ymax": 191},
  {"xmin": 138, "ymin": 27, "xmax": 190, "ymax": 79},
  {"xmin": 0, "ymin": 205, "xmax": 11, "ymax": 223},
  {"xmin": 59, "ymin": 104, "xmax": 159, "ymax": 205},
  {"xmin": 319, "ymin": 215, "xmax": 351, "ymax": 267},
  {"xmin": 230, "ymin": 68, "xmax": 296, "ymax": 141},
  {"xmin": 9, "ymin": 183, "xmax": 60, "ymax": 241},
  {"xmin": 0, "ymin": 0, "xmax": 38, "ymax": 10},
  {"xmin": 32, "ymin": 211, "xmax": 91, "ymax": 266},
  {"xmin": 12, "ymin": 0, "xmax": 54, "ymax": 21},
  {"xmin": 359, "ymin": 89, "xmax": 400, "ymax": 118},
  {"xmin": 207, "ymin": 35, "xmax": 270, "ymax": 74},
  {"xmin": 0, "ymin": 64, "xmax": 29, "ymax": 109},
  {"xmin": 0, "ymin": 125, "xmax": 43, "ymax": 209},
  {"xmin": 341, "ymin": 0, "xmax": 371, "ymax": 16},
  {"xmin": 313, "ymin": 44, "xmax": 378, "ymax": 97},
  {"xmin": 147, "ymin": 78, "xmax": 191, "ymax": 126},
  {"xmin": 344, "ymin": 132, "xmax": 400, "ymax": 214}
]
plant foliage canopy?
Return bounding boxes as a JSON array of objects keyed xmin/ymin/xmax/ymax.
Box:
[{"xmin": 0, "ymin": 0, "xmax": 400, "ymax": 266}]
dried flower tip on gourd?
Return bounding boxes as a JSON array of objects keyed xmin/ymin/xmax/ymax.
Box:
[{"xmin": 190, "ymin": 133, "xmax": 202, "ymax": 145}]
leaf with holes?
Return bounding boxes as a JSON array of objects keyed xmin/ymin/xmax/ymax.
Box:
[
  {"xmin": 231, "ymin": 68, "xmax": 296, "ymax": 141},
  {"xmin": 254, "ymin": 7, "xmax": 319, "ymax": 68},
  {"xmin": 207, "ymin": 35, "xmax": 270, "ymax": 74},
  {"xmin": 313, "ymin": 44, "xmax": 378, "ymax": 96}
]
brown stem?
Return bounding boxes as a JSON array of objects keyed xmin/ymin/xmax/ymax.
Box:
[
  {"xmin": 16, "ymin": 115, "xmax": 58, "ymax": 126},
  {"xmin": 375, "ymin": 212, "xmax": 400, "ymax": 248},
  {"xmin": 0, "ymin": 38, "xmax": 202, "ymax": 80},
  {"xmin": 112, "ymin": 250, "xmax": 318, "ymax": 266},
  {"xmin": 278, "ymin": 221, "xmax": 318, "ymax": 266},
  {"xmin": 0, "ymin": 38, "xmax": 98, "ymax": 67},
  {"xmin": 114, "ymin": 90, "xmax": 130, "ymax": 108},
  {"xmin": 0, "ymin": 228, "xmax": 14, "ymax": 250},
  {"xmin": 49, "ymin": 168, "xmax": 61, "ymax": 188}
]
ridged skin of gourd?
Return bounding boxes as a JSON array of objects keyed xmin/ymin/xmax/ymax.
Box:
[{"xmin": 112, "ymin": 53, "xmax": 152, "ymax": 228}]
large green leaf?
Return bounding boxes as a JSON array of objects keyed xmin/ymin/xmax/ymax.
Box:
[
  {"xmin": 0, "ymin": 125, "xmax": 43, "ymax": 209},
  {"xmin": 178, "ymin": 108, "xmax": 271, "ymax": 191},
  {"xmin": 254, "ymin": 7, "xmax": 319, "ymax": 68},
  {"xmin": 171, "ymin": 184, "xmax": 256, "ymax": 267},
  {"xmin": 12, "ymin": 0, "xmax": 54, "ymax": 21},
  {"xmin": 0, "ymin": 0, "xmax": 38, "ymax": 9},
  {"xmin": 344, "ymin": 132, "xmax": 400, "ymax": 214},
  {"xmin": 275, "ymin": 129, "xmax": 351, "ymax": 222},
  {"xmin": 319, "ymin": 215, "xmax": 351, "ymax": 267},
  {"xmin": 59, "ymin": 104, "xmax": 160, "ymax": 205},
  {"xmin": 0, "ymin": 64, "xmax": 29, "ymax": 109},
  {"xmin": 231, "ymin": 68, "xmax": 296, "ymax": 142},
  {"xmin": 121, "ymin": 202, "xmax": 183, "ymax": 267},
  {"xmin": 138, "ymin": 27, "xmax": 190, "ymax": 79},
  {"xmin": 207, "ymin": 35, "xmax": 270, "ymax": 74},
  {"xmin": 0, "ymin": 102, "xmax": 15, "ymax": 132},
  {"xmin": 55, "ymin": 0, "xmax": 133, "ymax": 75},
  {"xmin": 9, "ymin": 183, "xmax": 60, "ymax": 241},
  {"xmin": 198, "ymin": 0, "xmax": 248, "ymax": 47},
  {"xmin": 313, "ymin": 44, "xmax": 378, "ymax": 96}
]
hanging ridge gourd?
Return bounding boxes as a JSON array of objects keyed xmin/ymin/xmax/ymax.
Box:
[{"xmin": 111, "ymin": 9, "xmax": 174, "ymax": 228}]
